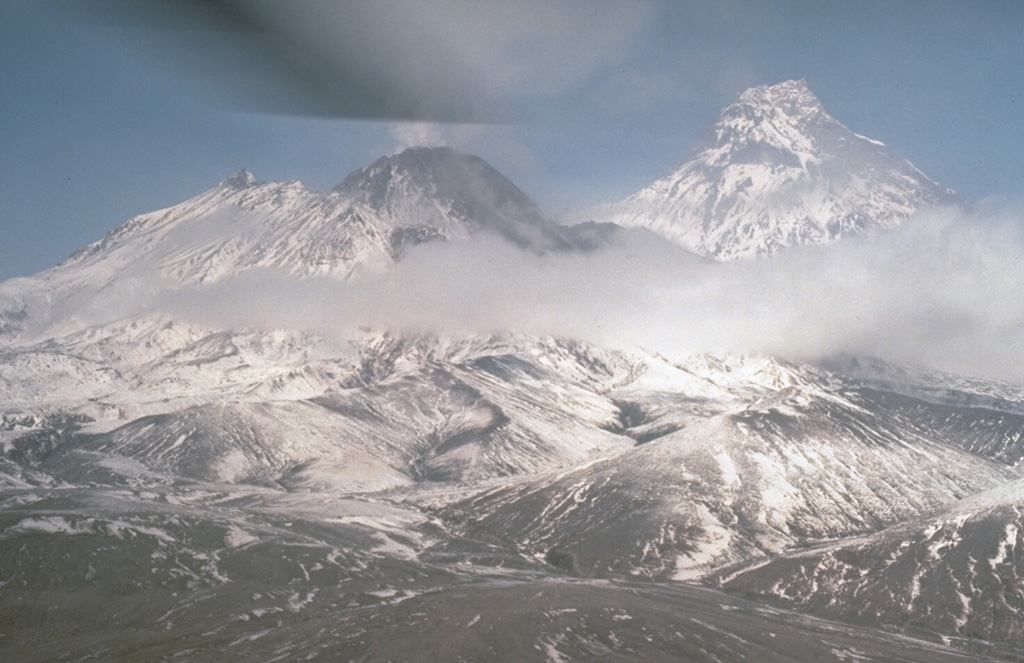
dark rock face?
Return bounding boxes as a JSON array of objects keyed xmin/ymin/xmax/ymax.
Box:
[{"xmin": 336, "ymin": 146, "xmax": 577, "ymax": 251}]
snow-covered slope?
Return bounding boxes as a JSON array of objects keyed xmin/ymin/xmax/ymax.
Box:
[
  {"xmin": 3, "ymin": 485, "xmax": 1012, "ymax": 662},
  {"xmin": 591, "ymin": 79, "xmax": 960, "ymax": 259},
  {"xmin": 40, "ymin": 172, "xmax": 393, "ymax": 289},
  {"xmin": 0, "ymin": 174, "xmax": 389, "ymax": 343},
  {"xmin": 2, "ymin": 333, "xmax": 641, "ymax": 487},
  {"xmin": 446, "ymin": 367, "xmax": 1021, "ymax": 581},
  {"xmin": 6, "ymin": 335, "xmax": 1024, "ymax": 660},
  {"xmin": 721, "ymin": 478, "xmax": 1024, "ymax": 646}
]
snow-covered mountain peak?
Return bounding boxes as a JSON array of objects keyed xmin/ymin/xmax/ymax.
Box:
[
  {"xmin": 334, "ymin": 146, "xmax": 570, "ymax": 250},
  {"xmin": 703, "ymin": 79, "xmax": 834, "ymax": 167},
  {"xmin": 220, "ymin": 169, "xmax": 260, "ymax": 190},
  {"xmin": 591, "ymin": 80, "xmax": 961, "ymax": 260},
  {"xmin": 736, "ymin": 78, "xmax": 820, "ymax": 111},
  {"xmin": 335, "ymin": 146, "xmax": 536, "ymax": 223}
]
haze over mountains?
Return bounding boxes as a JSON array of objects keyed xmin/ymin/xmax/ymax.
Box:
[{"xmin": 1, "ymin": 81, "xmax": 1023, "ymax": 662}]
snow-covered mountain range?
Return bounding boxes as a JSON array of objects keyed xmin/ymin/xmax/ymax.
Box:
[
  {"xmin": 3, "ymin": 147, "xmax": 568, "ymax": 297},
  {"xmin": 1, "ymin": 85, "xmax": 1023, "ymax": 662},
  {"xmin": 589, "ymin": 79, "xmax": 961, "ymax": 259}
]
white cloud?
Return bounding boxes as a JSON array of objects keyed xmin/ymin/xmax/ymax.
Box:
[
  {"xmin": 237, "ymin": 0, "xmax": 660, "ymax": 120},
  {"xmin": 76, "ymin": 0, "xmax": 660, "ymax": 122},
  {"xmin": 22, "ymin": 202, "xmax": 1024, "ymax": 385}
]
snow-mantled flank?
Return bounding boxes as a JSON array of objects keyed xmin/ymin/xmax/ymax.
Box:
[
  {"xmin": 592, "ymin": 79, "xmax": 961, "ymax": 260},
  {"xmin": 0, "ymin": 147, "xmax": 578, "ymax": 342},
  {"xmin": 54, "ymin": 147, "xmax": 566, "ymax": 288}
]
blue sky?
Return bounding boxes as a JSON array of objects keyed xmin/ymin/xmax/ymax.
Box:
[{"xmin": 1, "ymin": 0, "xmax": 1023, "ymax": 281}]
